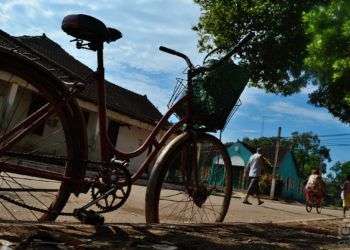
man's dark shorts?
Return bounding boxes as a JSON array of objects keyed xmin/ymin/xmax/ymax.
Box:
[{"xmin": 247, "ymin": 177, "xmax": 260, "ymax": 195}]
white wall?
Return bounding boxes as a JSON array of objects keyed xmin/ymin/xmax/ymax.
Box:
[
  {"xmin": 116, "ymin": 125, "xmax": 150, "ymax": 174},
  {"xmin": 0, "ymin": 72, "xmax": 159, "ymax": 175}
]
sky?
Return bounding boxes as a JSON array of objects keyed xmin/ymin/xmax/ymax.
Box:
[{"xmin": 0, "ymin": 0, "xmax": 349, "ymax": 170}]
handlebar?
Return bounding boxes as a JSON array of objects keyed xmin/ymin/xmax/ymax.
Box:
[
  {"xmin": 159, "ymin": 32, "xmax": 254, "ymax": 74},
  {"xmin": 159, "ymin": 46, "xmax": 194, "ymax": 69},
  {"xmin": 159, "ymin": 46, "xmax": 185, "ymax": 58}
]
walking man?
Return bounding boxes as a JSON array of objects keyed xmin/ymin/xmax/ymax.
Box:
[
  {"xmin": 342, "ymin": 175, "xmax": 350, "ymax": 218},
  {"xmin": 242, "ymin": 148, "xmax": 264, "ymax": 205}
]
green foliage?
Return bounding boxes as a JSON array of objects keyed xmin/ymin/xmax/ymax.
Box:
[
  {"xmin": 303, "ymin": 0, "xmax": 350, "ymax": 123},
  {"xmin": 325, "ymin": 161, "xmax": 350, "ymax": 205},
  {"xmin": 327, "ymin": 161, "xmax": 350, "ymax": 184},
  {"xmin": 193, "ymin": 0, "xmax": 328, "ymax": 95},
  {"xmin": 242, "ymin": 131, "xmax": 331, "ymax": 178},
  {"xmin": 303, "ymin": 0, "xmax": 350, "ymax": 83},
  {"xmin": 194, "ymin": 0, "xmax": 350, "ymax": 123}
]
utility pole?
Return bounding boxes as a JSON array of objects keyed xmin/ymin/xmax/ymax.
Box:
[
  {"xmin": 270, "ymin": 126, "xmax": 282, "ymax": 200},
  {"xmin": 260, "ymin": 116, "xmax": 266, "ymax": 137}
]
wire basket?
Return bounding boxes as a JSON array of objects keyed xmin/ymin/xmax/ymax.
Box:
[{"xmin": 168, "ymin": 60, "xmax": 249, "ymax": 132}]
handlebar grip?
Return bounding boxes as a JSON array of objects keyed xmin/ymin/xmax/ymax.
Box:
[
  {"xmin": 159, "ymin": 46, "xmax": 194, "ymax": 68},
  {"xmin": 159, "ymin": 46, "xmax": 184, "ymax": 57}
]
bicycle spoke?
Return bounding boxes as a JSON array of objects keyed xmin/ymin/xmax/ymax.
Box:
[
  {"xmin": 207, "ymin": 196, "xmax": 220, "ymax": 215},
  {"xmin": 0, "ymin": 53, "xmax": 86, "ymax": 222},
  {"xmin": 160, "ymin": 191, "xmax": 183, "ymax": 198},
  {"xmin": 2, "ymin": 82, "xmax": 28, "ymax": 136},
  {"xmin": 0, "ymin": 198, "xmax": 17, "ymax": 220},
  {"xmin": 152, "ymin": 134, "xmax": 232, "ymax": 224},
  {"xmin": 3, "ymin": 172, "xmax": 49, "ymax": 210},
  {"xmin": 0, "ymin": 174, "xmax": 39, "ymax": 220},
  {"xmin": 177, "ymin": 197, "xmax": 190, "ymax": 222},
  {"xmin": 0, "ymin": 175, "xmax": 61, "ymax": 184}
]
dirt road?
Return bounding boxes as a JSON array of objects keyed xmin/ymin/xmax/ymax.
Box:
[{"xmin": 58, "ymin": 185, "xmax": 343, "ymax": 224}]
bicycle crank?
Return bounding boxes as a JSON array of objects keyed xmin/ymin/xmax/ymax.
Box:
[
  {"xmin": 90, "ymin": 159, "xmax": 132, "ymax": 213},
  {"xmin": 74, "ymin": 159, "xmax": 132, "ymax": 225}
]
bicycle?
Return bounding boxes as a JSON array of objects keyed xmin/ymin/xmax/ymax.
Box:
[
  {"xmin": 0, "ymin": 14, "xmax": 252, "ymax": 224},
  {"xmin": 304, "ymin": 188, "xmax": 323, "ymax": 214}
]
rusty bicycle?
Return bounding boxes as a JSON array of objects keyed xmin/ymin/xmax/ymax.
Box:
[{"xmin": 0, "ymin": 14, "xmax": 252, "ymax": 224}]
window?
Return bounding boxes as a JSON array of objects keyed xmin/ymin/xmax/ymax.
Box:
[{"xmin": 28, "ymin": 93, "xmax": 46, "ymax": 136}]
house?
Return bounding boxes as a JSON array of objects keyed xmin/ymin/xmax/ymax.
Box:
[
  {"xmin": 0, "ymin": 30, "xmax": 163, "ymax": 174},
  {"xmin": 209, "ymin": 141, "xmax": 305, "ymax": 201}
]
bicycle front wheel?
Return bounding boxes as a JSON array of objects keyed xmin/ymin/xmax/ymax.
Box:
[
  {"xmin": 0, "ymin": 49, "xmax": 87, "ymax": 221},
  {"xmin": 305, "ymin": 201, "xmax": 312, "ymax": 213},
  {"xmin": 146, "ymin": 132, "xmax": 233, "ymax": 223}
]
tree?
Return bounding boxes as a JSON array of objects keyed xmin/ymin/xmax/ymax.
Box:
[
  {"xmin": 193, "ymin": 0, "xmax": 350, "ymax": 123},
  {"xmin": 326, "ymin": 161, "xmax": 350, "ymax": 205},
  {"xmin": 193, "ymin": 0, "xmax": 329, "ymax": 95},
  {"xmin": 242, "ymin": 132, "xmax": 331, "ymax": 178},
  {"xmin": 303, "ymin": 0, "xmax": 350, "ymax": 123},
  {"xmin": 327, "ymin": 161, "xmax": 350, "ymax": 184}
]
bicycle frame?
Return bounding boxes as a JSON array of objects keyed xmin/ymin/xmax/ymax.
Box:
[
  {"xmin": 0, "ymin": 29, "xmax": 253, "ymax": 189},
  {"xmin": 0, "ymin": 44, "xmax": 194, "ymax": 189},
  {"xmin": 93, "ymin": 44, "xmax": 194, "ymax": 183}
]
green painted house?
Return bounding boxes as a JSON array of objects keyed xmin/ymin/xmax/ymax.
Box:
[{"xmin": 209, "ymin": 141, "xmax": 304, "ymax": 201}]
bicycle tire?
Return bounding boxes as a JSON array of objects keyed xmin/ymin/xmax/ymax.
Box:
[
  {"xmin": 316, "ymin": 204, "xmax": 322, "ymax": 214},
  {"xmin": 145, "ymin": 132, "xmax": 233, "ymax": 223},
  {"xmin": 0, "ymin": 48, "xmax": 87, "ymax": 221},
  {"xmin": 305, "ymin": 202, "xmax": 312, "ymax": 213}
]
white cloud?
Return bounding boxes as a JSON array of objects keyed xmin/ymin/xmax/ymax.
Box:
[
  {"xmin": 0, "ymin": 0, "xmax": 54, "ymax": 21},
  {"xmin": 108, "ymin": 72, "xmax": 171, "ymax": 114},
  {"xmin": 241, "ymin": 129, "xmax": 259, "ymax": 134},
  {"xmin": 300, "ymin": 84, "xmax": 318, "ymax": 95},
  {"xmin": 239, "ymin": 86, "xmax": 265, "ymax": 105},
  {"xmin": 0, "ymin": 0, "xmax": 202, "ymax": 114},
  {"xmin": 268, "ymin": 101, "xmax": 334, "ymax": 122}
]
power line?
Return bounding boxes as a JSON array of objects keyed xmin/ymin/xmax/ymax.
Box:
[
  {"xmin": 318, "ymin": 133, "xmax": 350, "ymax": 138},
  {"xmin": 282, "ymin": 133, "xmax": 350, "ymax": 139}
]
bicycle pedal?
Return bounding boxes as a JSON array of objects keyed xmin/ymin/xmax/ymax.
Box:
[{"xmin": 73, "ymin": 208, "xmax": 105, "ymax": 226}]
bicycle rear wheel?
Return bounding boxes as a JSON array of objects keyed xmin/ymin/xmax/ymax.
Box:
[
  {"xmin": 0, "ymin": 49, "xmax": 87, "ymax": 221},
  {"xmin": 316, "ymin": 203, "xmax": 322, "ymax": 214},
  {"xmin": 146, "ymin": 132, "xmax": 233, "ymax": 223},
  {"xmin": 305, "ymin": 202, "xmax": 312, "ymax": 213}
]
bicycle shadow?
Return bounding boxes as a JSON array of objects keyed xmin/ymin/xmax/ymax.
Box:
[{"xmin": 9, "ymin": 220, "xmax": 343, "ymax": 249}]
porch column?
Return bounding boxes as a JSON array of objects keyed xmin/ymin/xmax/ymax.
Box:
[
  {"xmin": 1, "ymin": 83, "xmax": 18, "ymax": 129},
  {"xmin": 7, "ymin": 84, "xmax": 18, "ymax": 108}
]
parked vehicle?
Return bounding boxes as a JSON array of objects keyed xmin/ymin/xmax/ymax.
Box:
[{"xmin": 0, "ymin": 14, "xmax": 252, "ymax": 224}]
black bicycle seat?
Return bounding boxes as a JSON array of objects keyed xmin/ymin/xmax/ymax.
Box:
[{"xmin": 62, "ymin": 14, "xmax": 122, "ymax": 43}]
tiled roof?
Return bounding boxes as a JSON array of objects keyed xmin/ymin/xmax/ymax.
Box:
[{"xmin": 0, "ymin": 30, "xmax": 162, "ymax": 125}]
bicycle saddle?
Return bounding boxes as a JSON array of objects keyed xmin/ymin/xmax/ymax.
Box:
[{"xmin": 62, "ymin": 14, "xmax": 122, "ymax": 43}]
